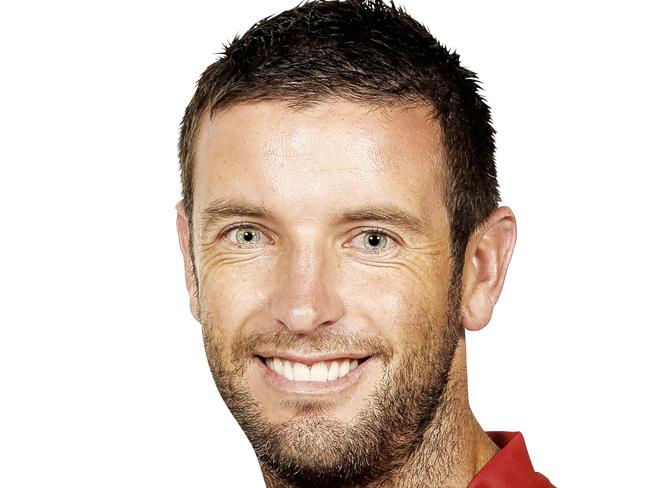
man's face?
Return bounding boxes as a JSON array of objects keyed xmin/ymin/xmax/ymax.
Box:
[{"xmin": 189, "ymin": 100, "xmax": 461, "ymax": 485}]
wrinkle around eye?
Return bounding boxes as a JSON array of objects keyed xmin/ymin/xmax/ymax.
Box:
[
  {"xmin": 346, "ymin": 247, "xmax": 448, "ymax": 286},
  {"xmin": 197, "ymin": 248, "xmax": 269, "ymax": 281},
  {"xmin": 197, "ymin": 233, "xmax": 272, "ymax": 269}
]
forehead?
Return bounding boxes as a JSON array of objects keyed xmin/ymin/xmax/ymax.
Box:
[{"xmin": 192, "ymin": 99, "xmax": 447, "ymax": 231}]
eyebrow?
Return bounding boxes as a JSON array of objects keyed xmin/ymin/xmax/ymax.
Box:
[
  {"xmin": 199, "ymin": 198, "xmax": 429, "ymax": 236},
  {"xmin": 199, "ymin": 198, "xmax": 278, "ymax": 235},
  {"xmin": 332, "ymin": 206, "xmax": 428, "ymax": 236}
]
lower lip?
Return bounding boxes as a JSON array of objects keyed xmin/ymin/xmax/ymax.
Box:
[{"xmin": 252, "ymin": 355, "xmax": 376, "ymax": 396}]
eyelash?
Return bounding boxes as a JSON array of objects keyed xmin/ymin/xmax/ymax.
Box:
[{"xmin": 218, "ymin": 222, "xmax": 398, "ymax": 253}]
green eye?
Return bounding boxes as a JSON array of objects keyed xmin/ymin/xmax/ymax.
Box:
[
  {"xmin": 347, "ymin": 228, "xmax": 397, "ymax": 254},
  {"xmin": 221, "ymin": 225, "xmax": 267, "ymax": 248},
  {"xmin": 234, "ymin": 227, "xmax": 261, "ymax": 245},
  {"xmin": 363, "ymin": 232, "xmax": 388, "ymax": 250}
]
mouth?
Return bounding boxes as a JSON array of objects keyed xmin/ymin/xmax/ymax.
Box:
[
  {"xmin": 256, "ymin": 354, "xmax": 370, "ymax": 381},
  {"xmin": 253, "ymin": 353, "xmax": 374, "ymax": 395}
]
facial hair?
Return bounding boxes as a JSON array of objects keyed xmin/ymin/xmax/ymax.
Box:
[{"xmin": 200, "ymin": 278, "xmax": 462, "ymax": 488}]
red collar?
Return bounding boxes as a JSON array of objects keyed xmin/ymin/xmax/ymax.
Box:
[{"xmin": 467, "ymin": 432, "xmax": 554, "ymax": 488}]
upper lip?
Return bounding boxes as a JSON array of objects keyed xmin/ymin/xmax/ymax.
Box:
[{"xmin": 255, "ymin": 351, "xmax": 371, "ymax": 366}]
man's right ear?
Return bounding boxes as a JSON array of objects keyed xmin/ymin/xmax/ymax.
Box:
[{"xmin": 175, "ymin": 200, "xmax": 201, "ymax": 322}]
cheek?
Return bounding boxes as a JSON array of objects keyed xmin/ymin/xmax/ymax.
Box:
[
  {"xmin": 199, "ymin": 261, "xmax": 270, "ymax": 342},
  {"xmin": 343, "ymin": 261, "xmax": 449, "ymax": 338}
]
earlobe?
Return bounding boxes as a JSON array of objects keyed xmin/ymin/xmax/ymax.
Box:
[
  {"xmin": 175, "ymin": 200, "xmax": 201, "ymax": 322},
  {"xmin": 461, "ymin": 207, "xmax": 517, "ymax": 331}
]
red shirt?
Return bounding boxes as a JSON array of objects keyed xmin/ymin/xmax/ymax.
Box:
[{"xmin": 467, "ymin": 432, "xmax": 555, "ymax": 487}]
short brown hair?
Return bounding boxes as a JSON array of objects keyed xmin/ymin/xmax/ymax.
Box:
[{"xmin": 178, "ymin": 0, "xmax": 500, "ymax": 278}]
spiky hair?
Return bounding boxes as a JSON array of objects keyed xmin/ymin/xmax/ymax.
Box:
[{"xmin": 178, "ymin": 0, "xmax": 499, "ymax": 277}]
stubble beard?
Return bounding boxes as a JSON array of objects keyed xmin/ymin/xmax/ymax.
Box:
[{"xmin": 200, "ymin": 279, "xmax": 462, "ymax": 488}]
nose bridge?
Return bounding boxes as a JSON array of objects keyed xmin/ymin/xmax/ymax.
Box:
[{"xmin": 271, "ymin": 230, "xmax": 344, "ymax": 334}]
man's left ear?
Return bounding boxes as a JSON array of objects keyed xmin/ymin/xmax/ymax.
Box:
[{"xmin": 461, "ymin": 206, "xmax": 517, "ymax": 331}]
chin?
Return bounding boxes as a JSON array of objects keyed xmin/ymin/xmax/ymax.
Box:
[{"xmin": 253, "ymin": 414, "xmax": 383, "ymax": 488}]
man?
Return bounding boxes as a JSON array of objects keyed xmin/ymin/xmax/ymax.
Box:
[{"xmin": 175, "ymin": 0, "xmax": 554, "ymax": 486}]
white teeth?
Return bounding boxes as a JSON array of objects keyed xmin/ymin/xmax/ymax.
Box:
[
  {"xmin": 310, "ymin": 362, "xmax": 328, "ymax": 382},
  {"xmin": 327, "ymin": 361, "xmax": 339, "ymax": 381},
  {"xmin": 273, "ymin": 358, "xmax": 284, "ymax": 375},
  {"xmin": 265, "ymin": 357, "xmax": 275, "ymax": 371},
  {"xmin": 339, "ymin": 359, "xmax": 350, "ymax": 377},
  {"xmin": 264, "ymin": 356, "xmax": 364, "ymax": 382},
  {"xmin": 293, "ymin": 362, "xmax": 310, "ymax": 381},
  {"xmin": 283, "ymin": 360, "xmax": 294, "ymax": 380}
]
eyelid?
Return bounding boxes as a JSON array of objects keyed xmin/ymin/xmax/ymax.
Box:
[
  {"xmin": 219, "ymin": 221, "xmax": 267, "ymax": 236},
  {"xmin": 350, "ymin": 226, "xmax": 399, "ymax": 240}
]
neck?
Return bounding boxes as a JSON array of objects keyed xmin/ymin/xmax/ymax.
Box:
[
  {"xmin": 261, "ymin": 337, "xmax": 499, "ymax": 488},
  {"xmin": 374, "ymin": 337, "xmax": 499, "ymax": 487}
]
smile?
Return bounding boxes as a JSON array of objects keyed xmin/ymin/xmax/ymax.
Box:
[
  {"xmin": 260, "ymin": 356, "xmax": 367, "ymax": 382},
  {"xmin": 253, "ymin": 354, "xmax": 374, "ymax": 395}
]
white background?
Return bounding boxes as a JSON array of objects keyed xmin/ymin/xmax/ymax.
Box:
[{"xmin": 1, "ymin": 1, "xmax": 648, "ymax": 486}]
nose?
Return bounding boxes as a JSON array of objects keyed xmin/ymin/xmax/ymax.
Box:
[{"xmin": 270, "ymin": 238, "xmax": 345, "ymax": 335}]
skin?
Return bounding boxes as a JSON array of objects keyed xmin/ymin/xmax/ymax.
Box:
[{"xmin": 176, "ymin": 99, "xmax": 517, "ymax": 487}]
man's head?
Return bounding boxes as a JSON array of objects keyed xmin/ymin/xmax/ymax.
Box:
[
  {"xmin": 178, "ymin": 0, "xmax": 500, "ymax": 280},
  {"xmin": 176, "ymin": 1, "xmax": 516, "ymax": 486}
]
